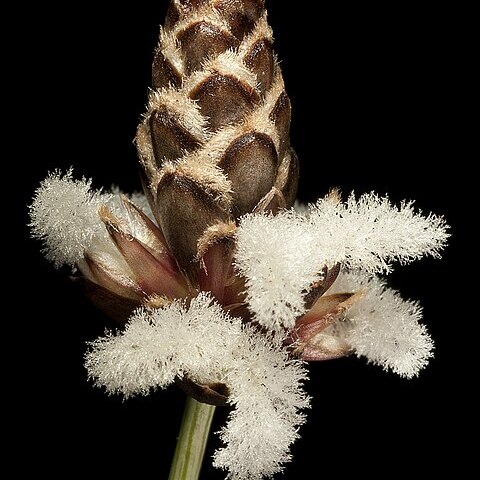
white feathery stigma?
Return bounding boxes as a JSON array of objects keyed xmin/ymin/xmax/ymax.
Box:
[
  {"xmin": 327, "ymin": 271, "xmax": 434, "ymax": 378},
  {"xmin": 309, "ymin": 192, "xmax": 449, "ymax": 272},
  {"xmin": 213, "ymin": 332, "xmax": 310, "ymax": 479},
  {"xmin": 235, "ymin": 210, "xmax": 322, "ymax": 331},
  {"xmin": 29, "ymin": 169, "xmax": 110, "ymax": 268},
  {"xmin": 85, "ymin": 293, "xmax": 310, "ymax": 479}
]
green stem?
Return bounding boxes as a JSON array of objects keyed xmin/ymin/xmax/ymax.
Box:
[{"xmin": 168, "ymin": 396, "xmax": 216, "ymax": 480}]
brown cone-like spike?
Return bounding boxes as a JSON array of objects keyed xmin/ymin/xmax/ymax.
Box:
[{"xmin": 136, "ymin": 0, "xmax": 297, "ymax": 277}]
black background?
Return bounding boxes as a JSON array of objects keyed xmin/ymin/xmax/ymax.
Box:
[{"xmin": 17, "ymin": 1, "xmax": 469, "ymax": 477}]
